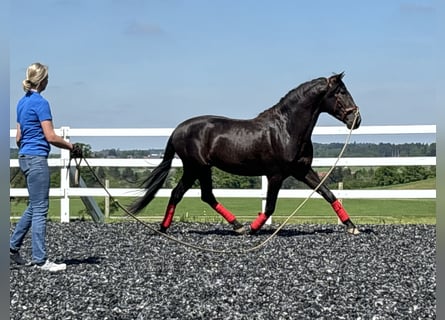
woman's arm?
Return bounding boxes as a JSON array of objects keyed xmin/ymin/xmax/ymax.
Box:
[
  {"xmin": 16, "ymin": 123, "xmax": 21, "ymax": 148},
  {"xmin": 41, "ymin": 120, "xmax": 73, "ymax": 150}
]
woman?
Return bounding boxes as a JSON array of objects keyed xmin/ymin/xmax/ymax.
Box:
[{"xmin": 10, "ymin": 62, "xmax": 82, "ymax": 272}]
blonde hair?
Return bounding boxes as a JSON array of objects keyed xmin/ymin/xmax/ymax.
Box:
[{"xmin": 22, "ymin": 62, "xmax": 48, "ymax": 92}]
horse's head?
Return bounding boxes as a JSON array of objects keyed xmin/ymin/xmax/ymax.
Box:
[{"xmin": 322, "ymin": 73, "xmax": 361, "ymax": 129}]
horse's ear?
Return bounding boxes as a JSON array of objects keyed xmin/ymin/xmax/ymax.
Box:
[{"xmin": 327, "ymin": 72, "xmax": 345, "ymax": 88}]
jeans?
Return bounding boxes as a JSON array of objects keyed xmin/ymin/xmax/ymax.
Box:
[{"xmin": 10, "ymin": 155, "xmax": 50, "ymax": 264}]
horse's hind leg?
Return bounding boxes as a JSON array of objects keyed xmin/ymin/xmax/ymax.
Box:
[
  {"xmin": 298, "ymin": 168, "xmax": 359, "ymax": 235},
  {"xmin": 160, "ymin": 167, "xmax": 196, "ymax": 232},
  {"xmin": 198, "ymin": 167, "xmax": 246, "ymax": 234}
]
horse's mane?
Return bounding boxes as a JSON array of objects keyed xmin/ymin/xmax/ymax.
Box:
[{"xmin": 257, "ymin": 77, "xmax": 327, "ymax": 118}]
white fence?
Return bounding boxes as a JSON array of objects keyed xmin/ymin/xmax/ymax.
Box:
[{"xmin": 10, "ymin": 125, "xmax": 436, "ymax": 222}]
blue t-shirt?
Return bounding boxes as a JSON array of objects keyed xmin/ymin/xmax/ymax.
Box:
[{"xmin": 16, "ymin": 91, "xmax": 53, "ymax": 157}]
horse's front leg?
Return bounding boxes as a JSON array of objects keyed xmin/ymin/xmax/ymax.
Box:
[
  {"xmin": 249, "ymin": 175, "xmax": 283, "ymax": 235},
  {"xmin": 298, "ymin": 168, "xmax": 360, "ymax": 235}
]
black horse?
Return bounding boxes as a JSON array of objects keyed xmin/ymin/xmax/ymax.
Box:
[{"xmin": 129, "ymin": 73, "xmax": 362, "ymax": 235}]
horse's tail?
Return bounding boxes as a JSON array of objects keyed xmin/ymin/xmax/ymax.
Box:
[{"xmin": 128, "ymin": 137, "xmax": 175, "ymax": 214}]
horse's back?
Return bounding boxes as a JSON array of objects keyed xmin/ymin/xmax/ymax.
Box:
[
  {"xmin": 171, "ymin": 115, "xmax": 230, "ymax": 141},
  {"xmin": 170, "ymin": 115, "xmax": 278, "ymax": 174},
  {"xmin": 171, "ymin": 115, "xmax": 258, "ymax": 140}
]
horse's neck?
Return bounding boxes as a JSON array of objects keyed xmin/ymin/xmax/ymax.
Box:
[
  {"xmin": 257, "ymin": 99, "xmax": 321, "ymax": 140},
  {"xmin": 285, "ymin": 104, "xmax": 321, "ymax": 141}
]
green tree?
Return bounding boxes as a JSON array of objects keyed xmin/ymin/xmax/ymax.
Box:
[
  {"xmin": 122, "ymin": 167, "xmax": 137, "ymax": 182},
  {"xmin": 10, "ymin": 168, "xmax": 25, "ymax": 188},
  {"xmin": 400, "ymin": 166, "xmax": 428, "ymax": 183},
  {"xmin": 97, "ymin": 167, "xmax": 106, "ymax": 180},
  {"xmin": 374, "ymin": 167, "xmax": 401, "ymax": 186}
]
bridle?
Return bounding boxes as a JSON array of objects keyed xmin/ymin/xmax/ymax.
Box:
[
  {"xmin": 323, "ymin": 77, "xmax": 359, "ymax": 122},
  {"xmin": 334, "ymin": 92, "xmax": 360, "ymax": 121}
]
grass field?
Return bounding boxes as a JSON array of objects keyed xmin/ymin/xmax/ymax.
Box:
[
  {"xmin": 10, "ymin": 178, "xmax": 436, "ymax": 225},
  {"xmin": 366, "ymin": 177, "xmax": 435, "ymax": 190},
  {"xmin": 9, "ymin": 197, "xmax": 436, "ymax": 224}
]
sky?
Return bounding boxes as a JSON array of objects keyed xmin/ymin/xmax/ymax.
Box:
[{"xmin": 9, "ymin": 0, "xmax": 442, "ymax": 150}]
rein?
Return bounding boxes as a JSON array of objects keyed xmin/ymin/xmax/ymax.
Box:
[{"xmin": 73, "ymin": 110, "xmax": 359, "ymax": 254}]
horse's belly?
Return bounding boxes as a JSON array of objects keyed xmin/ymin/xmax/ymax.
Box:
[{"xmin": 213, "ymin": 160, "xmax": 270, "ymax": 177}]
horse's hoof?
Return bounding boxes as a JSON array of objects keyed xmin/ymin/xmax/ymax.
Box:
[
  {"xmin": 231, "ymin": 220, "xmax": 246, "ymax": 235},
  {"xmin": 346, "ymin": 227, "xmax": 360, "ymax": 235},
  {"xmin": 159, "ymin": 226, "xmax": 168, "ymax": 234},
  {"xmin": 248, "ymin": 227, "xmax": 258, "ymax": 235},
  {"xmin": 233, "ymin": 226, "xmax": 247, "ymax": 235}
]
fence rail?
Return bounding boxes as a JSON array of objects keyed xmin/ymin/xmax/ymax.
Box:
[{"xmin": 10, "ymin": 125, "xmax": 436, "ymax": 222}]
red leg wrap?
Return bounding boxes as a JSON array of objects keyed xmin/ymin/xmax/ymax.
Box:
[
  {"xmin": 331, "ymin": 200, "xmax": 350, "ymax": 223},
  {"xmin": 250, "ymin": 212, "xmax": 268, "ymax": 231},
  {"xmin": 161, "ymin": 204, "xmax": 176, "ymax": 228},
  {"xmin": 212, "ymin": 203, "xmax": 236, "ymax": 223}
]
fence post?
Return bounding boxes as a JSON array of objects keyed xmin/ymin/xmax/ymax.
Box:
[
  {"xmin": 105, "ymin": 179, "xmax": 110, "ymax": 218},
  {"xmin": 60, "ymin": 126, "xmax": 71, "ymax": 223},
  {"xmin": 337, "ymin": 182, "xmax": 343, "ymax": 225},
  {"xmin": 262, "ymin": 176, "xmax": 272, "ymax": 225}
]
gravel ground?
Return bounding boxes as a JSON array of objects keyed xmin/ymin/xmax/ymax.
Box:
[{"xmin": 10, "ymin": 222, "xmax": 435, "ymax": 320}]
